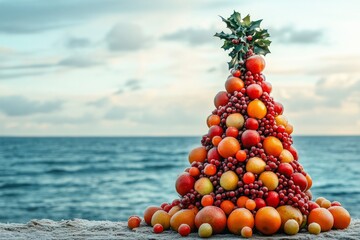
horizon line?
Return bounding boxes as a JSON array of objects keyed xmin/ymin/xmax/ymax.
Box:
[{"xmin": 0, "ymin": 135, "xmax": 359, "ymax": 138}]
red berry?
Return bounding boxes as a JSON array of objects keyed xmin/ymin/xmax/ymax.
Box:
[
  {"xmin": 164, "ymin": 204, "xmax": 172, "ymax": 212},
  {"xmin": 247, "ymin": 36, "xmax": 253, "ymax": 41},
  {"xmin": 231, "ymin": 69, "xmax": 241, "ymax": 77},
  {"xmin": 178, "ymin": 224, "xmax": 191, "ymax": 237},
  {"xmin": 160, "ymin": 202, "xmax": 168, "ymax": 209},
  {"xmin": 246, "ymin": 84, "xmax": 263, "ymax": 99},
  {"xmin": 153, "ymin": 223, "xmax": 163, "ymax": 234}
]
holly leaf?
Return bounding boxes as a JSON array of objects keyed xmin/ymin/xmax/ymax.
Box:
[
  {"xmin": 230, "ymin": 11, "xmax": 242, "ymax": 25},
  {"xmin": 221, "ymin": 40, "xmax": 233, "ymax": 50},
  {"xmin": 220, "ymin": 16, "xmax": 236, "ymax": 32},
  {"xmin": 249, "ymin": 19, "xmax": 262, "ymax": 31},
  {"xmin": 254, "ymin": 45, "xmax": 271, "ymax": 55},
  {"xmin": 242, "ymin": 15, "xmax": 251, "ymax": 27},
  {"xmin": 214, "ymin": 31, "xmax": 230, "ymax": 40}
]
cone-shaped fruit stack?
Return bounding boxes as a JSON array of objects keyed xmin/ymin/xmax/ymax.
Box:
[{"xmin": 130, "ymin": 11, "xmax": 351, "ymax": 237}]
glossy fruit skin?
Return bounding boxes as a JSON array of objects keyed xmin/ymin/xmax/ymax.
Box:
[
  {"xmin": 169, "ymin": 206, "xmax": 181, "ymax": 217},
  {"xmin": 144, "ymin": 206, "xmax": 162, "ymax": 226},
  {"xmin": 247, "ymin": 99, "xmax": 267, "ymax": 119},
  {"xmin": 194, "ymin": 177, "xmax": 213, "ymax": 195},
  {"xmin": 308, "ymin": 208, "xmax": 334, "ymax": 232},
  {"xmin": 292, "ymin": 173, "xmax": 308, "ymax": 191},
  {"xmin": 246, "ymin": 157, "xmax": 266, "ymax": 174},
  {"xmin": 284, "ymin": 219, "xmax": 299, "ymax": 235},
  {"xmin": 225, "ymin": 77, "xmax": 245, "ymax": 93},
  {"xmin": 153, "ymin": 223, "xmax": 164, "ymax": 233},
  {"xmin": 277, "ymin": 163, "xmax": 293, "ymax": 177},
  {"xmin": 245, "ymin": 199, "xmax": 256, "ymax": 211},
  {"xmin": 241, "ymin": 226, "xmax": 253, "ymax": 238},
  {"xmin": 328, "ymin": 206, "xmax": 351, "ymax": 229},
  {"xmin": 214, "ymin": 91, "xmax": 229, "ymax": 108},
  {"xmin": 195, "ymin": 206, "xmax": 227, "ymax": 234},
  {"xmin": 321, "ymin": 199, "xmax": 331, "ymax": 209},
  {"xmin": 170, "ymin": 209, "xmax": 196, "ymax": 231},
  {"xmin": 201, "ymin": 195, "xmax": 214, "ymax": 207},
  {"xmin": 151, "ymin": 210, "xmax": 171, "ymax": 229},
  {"xmin": 188, "ymin": 146, "xmax": 207, "ymax": 164},
  {"xmin": 254, "ymin": 198, "xmax": 266, "ymax": 210},
  {"xmin": 189, "ymin": 167, "xmax": 200, "ymax": 177},
  {"xmin": 220, "ymin": 200, "xmax": 235, "ymax": 215},
  {"xmin": 275, "ymin": 115, "xmax": 288, "ymax": 127},
  {"xmin": 226, "ymin": 127, "xmax": 239, "ymax": 138},
  {"xmin": 198, "ymin": 223, "xmax": 213, "ymax": 238},
  {"xmin": 204, "ymin": 164, "xmax": 217, "ymax": 176},
  {"xmin": 247, "ymin": 84, "xmax": 263, "ymax": 99},
  {"xmin": 218, "ymin": 137, "xmax": 241, "ymax": 158},
  {"xmin": 246, "ymin": 55, "xmax": 266, "ymax": 73},
  {"xmin": 237, "ymin": 196, "xmax": 249, "ymax": 208},
  {"xmin": 288, "ymin": 146, "xmax": 298, "ymax": 160},
  {"xmin": 220, "ymin": 170, "xmax": 239, "ymax": 191},
  {"xmin": 245, "ymin": 118, "xmax": 259, "ymax": 130},
  {"xmin": 243, "ymin": 172, "xmax": 255, "ymax": 184},
  {"xmin": 231, "ymin": 69, "xmax": 241, "ymax": 77},
  {"xmin": 259, "ymin": 171, "xmax": 279, "ymax": 191},
  {"xmin": 305, "ymin": 174, "xmax": 313, "ymax": 191},
  {"xmin": 207, "ymin": 147, "xmax": 220, "ymax": 161},
  {"xmin": 178, "ymin": 224, "xmax": 191, "ymax": 236},
  {"xmin": 308, "ymin": 222, "xmax": 321, "ymax": 235},
  {"xmin": 263, "ymin": 136, "xmax": 283, "ymax": 157},
  {"xmin": 227, "ymin": 208, "xmax": 254, "ymax": 235},
  {"xmin": 308, "ymin": 201, "xmax": 320, "ymax": 212},
  {"xmin": 175, "ymin": 173, "xmax": 195, "ymax": 196},
  {"xmin": 208, "ymin": 125, "xmax": 223, "ymax": 139},
  {"xmin": 226, "ymin": 113, "xmax": 245, "ymax": 129},
  {"xmin": 274, "ymin": 102, "xmax": 284, "ymax": 115},
  {"xmin": 279, "ymin": 149, "xmax": 294, "ymax": 163},
  {"xmin": 235, "ymin": 150, "xmax": 247, "ymax": 162},
  {"xmin": 255, "ymin": 206, "xmax": 281, "ymax": 235},
  {"xmin": 128, "ymin": 216, "xmax": 141, "ymax": 229},
  {"xmin": 261, "ymin": 81, "xmax": 272, "ymax": 94},
  {"xmin": 276, "ymin": 205, "xmax": 303, "ymax": 229},
  {"xmin": 266, "ymin": 191, "xmax": 280, "ymax": 208},
  {"xmin": 241, "ymin": 130, "xmax": 261, "ymax": 148},
  {"xmin": 207, "ymin": 114, "xmax": 221, "ymax": 127}
]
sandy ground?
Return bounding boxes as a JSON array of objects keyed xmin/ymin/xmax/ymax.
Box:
[{"xmin": 0, "ymin": 219, "xmax": 358, "ymax": 240}]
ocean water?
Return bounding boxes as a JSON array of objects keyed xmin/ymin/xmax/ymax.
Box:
[{"xmin": 0, "ymin": 136, "xmax": 359, "ymax": 223}]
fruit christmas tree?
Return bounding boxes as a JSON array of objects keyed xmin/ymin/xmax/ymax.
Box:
[{"xmin": 128, "ymin": 11, "xmax": 351, "ymax": 237}]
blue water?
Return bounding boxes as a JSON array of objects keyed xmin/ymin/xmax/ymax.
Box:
[{"xmin": 0, "ymin": 136, "xmax": 359, "ymax": 223}]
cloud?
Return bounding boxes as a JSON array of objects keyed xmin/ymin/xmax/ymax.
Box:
[
  {"xmin": 105, "ymin": 23, "xmax": 151, "ymax": 51},
  {"xmin": 0, "ymin": 96, "xmax": 63, "ymax": 116},
  {"xmin": 65, "ymin": 37, "xmax": 91, "ymax": 49},
  {"xmin": 271, "ymin": 27, "xmax": 323, "ymax": 44},
  {"xmin": 87, "ymin": 98, "xmax": 109, "ymax": 107},
  {"xmin": 162, "ymin": 27, "xmax": 217, "ymax": 46},
  {"xmin": 58, "ymin": 56, "xmax": 101, "ymax": 68},
  {"xmin": 104, "ymin": 107, "xmax": 126, "ymax": 120}
]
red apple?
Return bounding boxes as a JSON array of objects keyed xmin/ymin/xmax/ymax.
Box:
[
  {"xmin": 245, "ymin": 118, "xmax": 259, "ymax": 130},
  {"xmin": 246, "ymin": 55, "xmax": 265, "ymax": 73},
  {"xmin": 308, "ymin": 201, "xmax": 320, "ymax": 211},
  {"xmin": 208, "ymin": 125, "xmax": 223, "ymax": 139},
  {"xmin": 292, "ymin": 173, "xmax": 308, "ymax": 191},
  {"xmin": 277, "ymin": 163, "xmax": 294, "ymax": 177},
  {"xmin": 207, "ymin": 147, "xmax": 220, "ymax": 161},
  {"xmin": 274, "ymin": 102, "xmax": 284, "ymax": 115},
  {"xmin": 254, "ymin": 198, "xmax": 266, "ymax": 210},
  {"xmin": 288, "ymin": 146, "xmax": 298, "ymax": 160},
  {"xmin": 175, "ymin": 173, "xmax": 195, "ymax": 196},
  {"xmin": 241, "ymin": 130, "xmax": 260, "ymax": 148},
  {"xmin": 214, "ymin": 91, "xmax": 229, "ymax": 108},
  {"xmin": 246, "ymin": 84, "xmax": 263, "ymax": 99},
  {"xmin": 265, "ymin": 191, "xmax": 280, "ymax": 208},
  {"xmin": 195, "ymin": 206, "xmax": 227, "ymax": 234},
  {"xmin": 226, "ymin": 127, "xmax": 239, "ymax": 138},
  {"xmin": 261, "ymin": 81, "xmax": 272, "ymax": 94}
]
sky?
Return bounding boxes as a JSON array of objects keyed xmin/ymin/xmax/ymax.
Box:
[{"xmin": 0, "ymin": 0, "xmax": 360, "ymax": 136}]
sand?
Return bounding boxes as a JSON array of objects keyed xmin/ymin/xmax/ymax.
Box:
[{"xmin": 0, "ymin": 219, "xmax": 358, "ymax": 240}]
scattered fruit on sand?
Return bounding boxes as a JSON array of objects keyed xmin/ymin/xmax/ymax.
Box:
[
  {"xmin": 178, "ymin": 224, "xmax": 191, "ymax": 237},
  {"xmin": 227, "ymin": 208, "xmax": 254, "ymax": 235},
  {"xmin": 151, "ymin": 210, "xmax": 170, "ymax": 229},
  {"xmin": 328, "ymin": 206, "xmax": 351, "ymax": 229},
  {"xmin": 241, "ymin": 226, "xmax": 253, "ymax": 238},
  {"xmin": 255, "ymin": 206, "xmax": 281, "ymax": 235},
  {"xmin": 153, "ymin": 223, "xmax": 163, "ymax": 234},
  {"xmin": 144, "ymin": 206, "xmax": 162, "ymax": 226},
  {"xmin": 308, "ymin": 222, "xmax": 321, "ymax": 235},
  {"xmin": 128, "ymin": 216, "xmax": 141, "ymax": 229},
  {"xmin": 198, "ymin": 223, "xmax": 213, "ymax": 238},
  {"xmin": 276, "ymin": 205, "xmax": 303, "ymax": 229},
  {"xmin": 308, "ymin": 208, "xmax": 334, "ymax": 232},
  {"xmin": 195, "ymin": 206, "xmax": 227, "ymax": 234},
  {"xmin": 284, "ymin": 219, "xmax": 299, "ymax": 235},
  {"xmin": 170, "ymin": 209, "xmax": 196, "ymax": 231}
]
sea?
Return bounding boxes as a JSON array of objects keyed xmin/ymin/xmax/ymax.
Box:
[{"xmin": 0, "ymin": 136, "xmax": 359, "ymax": 223}]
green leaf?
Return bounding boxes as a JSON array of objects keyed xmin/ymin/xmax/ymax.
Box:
[
  {"xmin": 249, "ymin": 19, "xmax": 262, "ymax": 31},
  {"xmin": 254, "ymin": 45, "xmax": 271, "ymax": 55},
  {"xmin": 230, "ymin": 11, "xmax": 242, "ymax": 25},
  {"xmin": 214, "ymin": 31, "xmax": 230, "ymax": 40},
  {"xmin": 220, "ymin": 16, "xmax": 236, "ymax": 32},
  {"xmin": 221, "ymin": 40, "xmax": 233, "ymax": 50},
  {"xmin": 242, "ymin": 14, "xmax": 251, "ymax": 27}
]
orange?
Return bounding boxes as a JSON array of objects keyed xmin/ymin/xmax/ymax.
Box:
[
  {"xmin": 247, "ymin": 99, "xmax": 267, "ymax": 119},
  {"xmin": 245, "ymin": 199, "xmax": 256, "ymax": 211},
  {"xmin": 189, "ymin": 167, "xmax": 200, "ymax": 177},
  {"xmin": 275, "ymin": 115, "xmax": 288, "ymax": 127},
  {"xmin": 263, "ymin": 136, "xmax": 283, "ymax": 157},
  {"xmin": 220, "ymin": 200, "xmax": 235, "ymax": 215},
  {"xmin": 204, "ymin": 164, "xmax": 217, "ymax": 176},
  {"xmin": 188, "ymin": 146, "xmax": 207, "ymax": 164},
  {"xmin": 201, "ymin": 195, "xmax": 214, "ymax": 207},
  {"xmin": 237, "ymin": 196, "xmax": 249, "ymax": 208},
  {"xmin": 235, "ymin": 150, "xmax": 247, "ymax": 162},
  {"xmin": 308, "ymin": 208, "xmax": 334, "ymax": 232},
  {"xmin": 225, "ymin": 77, "xmax": 244, "ymax": 93},
  {"xmin": 255, "ymin": 207, "xmax": 281, "ymax": 235},
  {"xmin": 170, "ymin": 209, "xmax": 196, "ymax": 231},
  {"xmin": 212, "ymin": 136, "xmax": 222, "ymax": 146},
  {"xmin": 285, "ymin": 123, "xmax": 293, "ymax": 134},
  {"xmin": 328, "ymin": 206, "xmax": 351, "ymax": 229},
  {"xmin": 218, "ymin": 137, "xmax": 241, "ymax": 158},
  {"xmin": 227, "ymin": 208, "xmax": 254, "ymax": 235},
  {"xmin": 207, "ymin": 114, "xmax": 220, "ymax": 127}
]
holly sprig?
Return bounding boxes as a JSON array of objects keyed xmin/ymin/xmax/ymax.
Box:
[{"xmin": 214, "ymin": 11, "xmax": 271, "ymax": 70}]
